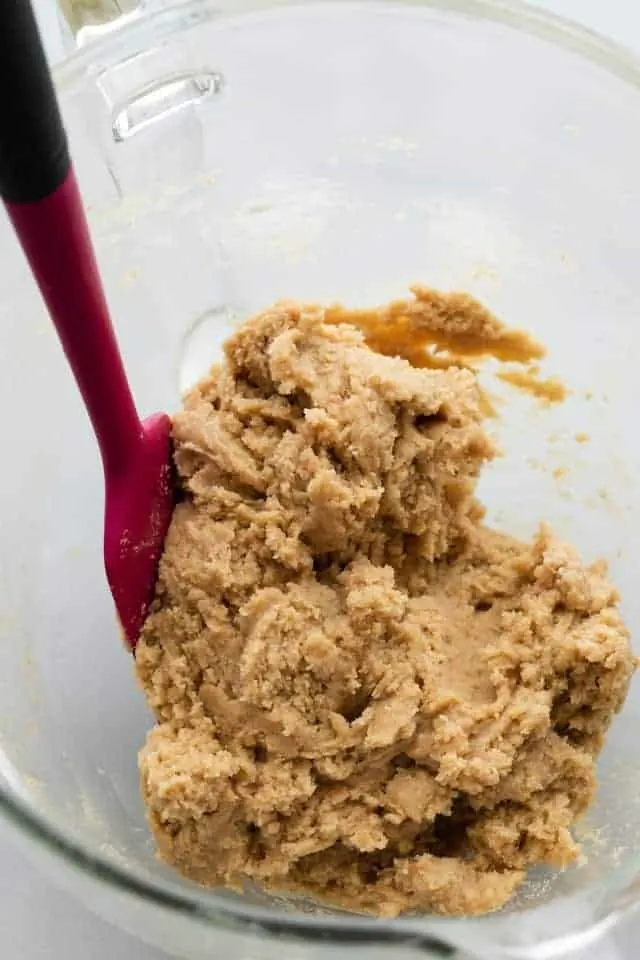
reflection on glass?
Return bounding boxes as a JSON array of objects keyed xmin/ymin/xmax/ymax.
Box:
[{"xmin": 57, "ymin": 0, "xmax": 142, "ymax": 45}]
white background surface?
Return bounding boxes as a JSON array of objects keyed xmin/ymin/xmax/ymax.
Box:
[{"xmin": 2, "ymin": 1, "xmax": 639, "ymax": 957}]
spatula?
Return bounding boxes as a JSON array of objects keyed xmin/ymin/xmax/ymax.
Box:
[{"xmin": 0, "ymin": 0, "xmax": 174, "ymax": 649}]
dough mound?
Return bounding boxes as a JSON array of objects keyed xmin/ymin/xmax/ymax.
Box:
[{"xmin": 136, "ymin": 296, "xmax": 634, "ymax": 917}]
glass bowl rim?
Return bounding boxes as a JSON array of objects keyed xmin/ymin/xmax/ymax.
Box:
[{"xmin": 3, "ymin": 0, "xmax": 640, "ymax": 951}]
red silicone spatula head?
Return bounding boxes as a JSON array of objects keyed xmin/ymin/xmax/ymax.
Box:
[
  {"xmin": 0, "ymin": 1, "xmax": 174, "ymax": 649},
  {"xmin": 104, "ymin": 413, "xmax": 173, "ymax": 645}
]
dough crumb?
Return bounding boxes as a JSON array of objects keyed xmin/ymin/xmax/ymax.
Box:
[
  {"xmin": 137, "ymin": 289, "xmax": 634, "ymax": 917},
  {"xmin": 497, "ymin": 367, "xmax": 568, "ymax": 405}
]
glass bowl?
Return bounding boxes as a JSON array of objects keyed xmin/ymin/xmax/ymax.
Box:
[{"xmin": 2, "ymin": 1, "xmax": 640, "ymax": 957}]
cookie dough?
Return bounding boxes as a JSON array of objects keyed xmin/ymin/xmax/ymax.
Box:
[{"xmin": 136, "ymin": 287, "xmax": 634, "ymax": 917}]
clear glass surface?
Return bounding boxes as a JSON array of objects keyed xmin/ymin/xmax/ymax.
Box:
[{"xmin": 2, "ymin": 1, "xmax": 640, "ymax": 957}]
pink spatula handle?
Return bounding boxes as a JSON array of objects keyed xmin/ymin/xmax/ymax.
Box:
[
  {"xmin": 0, "ymin": 0, "xmax": 143, "ymax": 478},
  {"xmin": 6, "ymin": 174, "xmax": 143, "ymax": 477}
]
